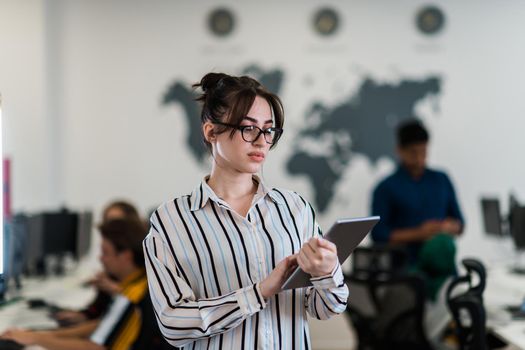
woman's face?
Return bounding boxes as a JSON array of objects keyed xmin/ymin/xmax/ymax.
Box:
[{"xmin": 212, "ymin": 96, "xmax": 274, "ymax": 175}]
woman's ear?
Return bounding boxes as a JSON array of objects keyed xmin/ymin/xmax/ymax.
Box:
[{"xmin": 203, "ymin": 122, "xmax": 216, "ymax": 143}]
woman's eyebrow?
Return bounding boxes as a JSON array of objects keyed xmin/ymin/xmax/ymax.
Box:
[{"xmin": 243, "ymin": 116, "xmax": 273, "ymax": 124}]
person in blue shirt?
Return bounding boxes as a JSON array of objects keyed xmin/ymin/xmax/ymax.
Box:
[{"xmin": 371, "ymin": 120, "xmax": 464, "ymax": 267}]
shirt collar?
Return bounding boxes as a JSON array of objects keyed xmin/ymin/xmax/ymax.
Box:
[
  {"xmin": 119, "ymin": 268, "xmax": 146, "ymax": 289},
  {"xmin": 397, "ymin": 164, "xmax": 429, "ymax": 181},
  {"xmin": 189, "ymin": 175, "xmax": 284, "ymax": 212}
]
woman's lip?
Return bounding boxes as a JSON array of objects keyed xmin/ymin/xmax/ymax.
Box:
[{"xmin": 248, "ymin": 153, "xmax": 265, "ymax": 161}]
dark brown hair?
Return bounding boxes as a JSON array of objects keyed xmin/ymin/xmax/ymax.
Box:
[
  {"xmin": 99, "ymin": 219, "xmax": 147, "ymax": 267},
  {"xmin": 192, "ymin": 72, "xmax": 284, "ymax": 152},
  {"xmin": 102, "ymin": 200, "xmax": 141, "ymax": 223}
]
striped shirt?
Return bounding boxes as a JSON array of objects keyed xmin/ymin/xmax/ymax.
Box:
[
  {"xmin": 143, "ymin": 176, "xmax": 349, "ymax": 349},
  {"xmin": 90, "ymin": 269, "xmax": 148, "ymax": 350}
]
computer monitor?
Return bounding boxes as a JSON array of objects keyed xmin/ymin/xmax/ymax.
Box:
[
  {"xmin": 481, "ymin": 198, "xmax": 504, "ymax": 236},
  {"xmin": 76, "ymin": 211, "xmax": 93, "ymax": 259},
  {"xmin": 0, "ymin": 214, "xmax": 28, "ymax": 293},
  {"xmin": 509, "ymin": 205, "xmax": 525, "ymax": 251},
  {"xmin": 510, "ymin": 194, "xmax": 520, "ymax": 214},
  {"xmin": 24, "ymin": 214, "xmax": 45, "ymax": 275},
  {"xmin": 6, "ymin": 215, "xmax": 27, "ymax": 288},
  {"xmin": 41, "ymin": 211, "xmax": 78, "ymax": 257}
]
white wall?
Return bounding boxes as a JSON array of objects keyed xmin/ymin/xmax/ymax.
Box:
[
  {"xmin": 3, "ymin": 1, "xmax": 525, "ymax": 348},
  {"xmin": 0, "ymin": 0, "xmax": 52, "ymax": 211}
]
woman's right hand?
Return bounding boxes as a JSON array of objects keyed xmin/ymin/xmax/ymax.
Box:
[
  {"xmin": 259, "ymin": 255, "xmax": 298, "ymax": 299},
  {"xmin": 88, "ymin": 272, "xmax": 122, "ymax": 296}
]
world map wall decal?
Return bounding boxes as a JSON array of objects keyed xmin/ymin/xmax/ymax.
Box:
[{"xmin": 163, "ymin": 65, "xmax": 441, "ymax": 212}]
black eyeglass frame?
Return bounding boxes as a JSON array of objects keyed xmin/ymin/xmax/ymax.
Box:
[{"xmin": 211, "ymin": 120, "xmax": 284, "ymax": 145}]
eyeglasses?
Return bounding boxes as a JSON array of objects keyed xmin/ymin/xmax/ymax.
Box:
[{"xmin": 212, "ymin": 120, "xmax": 283, "ymax": 145}]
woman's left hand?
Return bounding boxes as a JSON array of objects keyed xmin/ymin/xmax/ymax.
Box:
[{"xmin": 297, "ymin": 237, "xmax": 338, "ymax": 277}]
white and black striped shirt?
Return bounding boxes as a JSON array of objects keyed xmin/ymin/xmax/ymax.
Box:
[{"xmin": 143, "ymin": 176, "xmax": 349, "ymax": 349}]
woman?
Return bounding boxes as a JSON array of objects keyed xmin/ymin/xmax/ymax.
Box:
[{"xmin": 143, "ymin": 73, "xmax": 349, "ymax": 349}]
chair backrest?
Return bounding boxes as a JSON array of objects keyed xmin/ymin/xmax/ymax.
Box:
[
  {"xmin": 345, "ymin": 247, "xmax": 432, "ymax": 350},
  {"xmin": 462, "ymin": 258, "xmax": 486, "ymax": 299},
  {"xmin": 446, "ymin": 258, "xmax": 486, "ymax": 304},
  {"xmin": 446, "ymin": 258, "xmax": 487, "ymax": 350},
  {"xmin": 346, "ymin": 273, "xmax": 433, "ymax": 350},
  {"xmin": 352, "ymin": 245, "xmax": 409, "ymax": 276}
]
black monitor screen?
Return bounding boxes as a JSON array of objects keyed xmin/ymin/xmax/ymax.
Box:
[
  {"xmin": 8, "ymin": 215, "xmax": 27, "ymax": 281},
  {"xmin": 42, "ymin": 212, "xmax": 78, "ymax": 256},
  {"xmin": 510, "ymin": 194, "xmax": 520, "ymax": 211},
  {"xmin": 0, "ymin": 216, "xmax": 27, "ymax": 294},
  {"xmin": 481, "ymin": 198, "xmax": 503, "ymax": 236},
  {"xmin": 25, "ymin": 214, "xmax": 44, "ymax": 268},
  {"xmin": 510, "ymin": 206, "xmax": 525, "ymax": 250},
  {"xmin": 76, "ymin": 211, "xmax": 93, "ymax": 259}
]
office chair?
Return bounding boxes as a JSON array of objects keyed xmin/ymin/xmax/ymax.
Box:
[
  {"xmin": 446, "ymin": 258, "xmax": 488, "ymax": 350},
  {"xmin": 344, "ymin": 247, "xmax": 433, "ymax": 350},
  {"xmin": 351, "ymin": 245, "xmax": 409, "ymax": 276}
]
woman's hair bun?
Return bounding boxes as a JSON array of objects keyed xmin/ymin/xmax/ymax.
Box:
[{"xmin": 197, "ymin": 72, "xmax": 229, "ymax": 92}]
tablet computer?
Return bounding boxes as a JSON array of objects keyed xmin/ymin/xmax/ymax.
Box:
[{"xmin": 281, "ymin": 216, "xmax": 380, "ymax": 290}]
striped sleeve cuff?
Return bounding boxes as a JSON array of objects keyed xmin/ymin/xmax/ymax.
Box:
[
  {"xmin": 310, "ymin": 263, "xmax": 344, "ymax": 290},
  {"xmin": 235, "ymin": 283, "xmax": 266, "ymax": 316}
]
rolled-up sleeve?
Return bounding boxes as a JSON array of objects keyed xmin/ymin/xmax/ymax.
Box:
[{"xmin": 300, "ymin": 200, "xmax": 349, "ymax": 320}]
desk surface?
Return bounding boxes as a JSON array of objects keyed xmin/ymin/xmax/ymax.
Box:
[
  {"xmin": 485, "ymin": 264, "xmax": 525, "ymax": 349},
  {"xmin": 6, "ymin": 259, "xmax": 525, "ymax": 348},
  {"xmin": 0, "ymin": 272, "xmax": 95, "ymax": 332}
]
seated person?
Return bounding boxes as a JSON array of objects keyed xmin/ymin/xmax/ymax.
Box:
[
  {"xmin": 371, "ymin": 120, "xmax": 464, "ymax": 298},
  {"xmin": 53, "ymin": 200, "xmax": 143, "ymax": 326},
  {"xmin": 1, "ymin": 219, "xmax": 166, "ymax": 350}
]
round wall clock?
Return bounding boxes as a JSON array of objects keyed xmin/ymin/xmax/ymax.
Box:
[
  {"xmin": 313, "ymin": 8, "xmax": 340, "ymax": 36},
  {"xmin": 208, "ymin": 8, "xmax": 235, "ymax": 37},
  {"xmin": 416, "ymin": 6, "xmax": 445, "ymax": 35}
]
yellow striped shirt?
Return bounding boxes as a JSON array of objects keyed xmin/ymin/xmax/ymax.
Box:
[{"xmin": 90, "ymin": 269, "xmax": 148, "ymax": 350}]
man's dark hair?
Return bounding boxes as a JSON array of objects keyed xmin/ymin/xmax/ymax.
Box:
[
  {"xmin": 99, "ymin": 219, "xmax": 147, "ymax": 267},
  {"xmin": 102, "ymin": 200, "xmax": 141, "ymax": 223},
  {"xmin": 397, "ymin": 119, "xmax": 429, "ymax": 147}
]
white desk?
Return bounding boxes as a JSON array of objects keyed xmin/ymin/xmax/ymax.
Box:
[
  {"xmin": 0, "ymin": 299, "xmax": 57, "ymax": 331},
  {"xmin": 0, "ymin": 273, "xmax": 95, "ymax": 332},
  {"xmin": 485, "ymin": 264, "xmax": 525, "ymax": 349}
]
